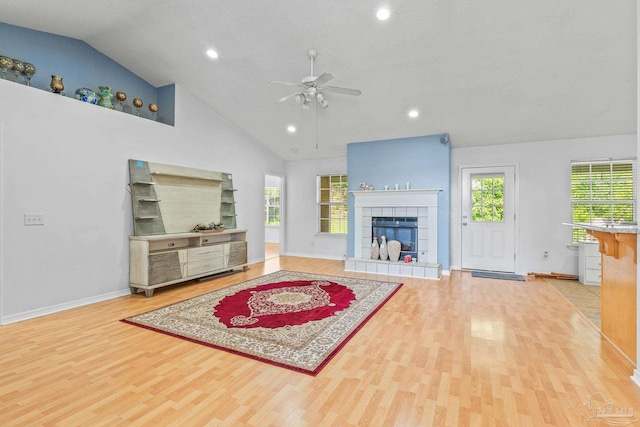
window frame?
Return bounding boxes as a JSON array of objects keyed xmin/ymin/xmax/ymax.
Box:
[
  {"xmin": 317, "ymin": 173, "xmax": 348, "ymax": 235},
  {"xmin": 570, "ymin": 159, "xmax": 636, "ymax": 242}
]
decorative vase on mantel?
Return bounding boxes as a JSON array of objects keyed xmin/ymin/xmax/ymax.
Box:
[
  {"xmin": 371, "ymin": 236, "xmax": 380, "ymax": 260},
  {"xmin": 379, "ymin": 236, "xmax": 388, "ymax": 261}
]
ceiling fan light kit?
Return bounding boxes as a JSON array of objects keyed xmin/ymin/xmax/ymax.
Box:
[{"xmin": 269, "ymin": 49, "xmax": 361, "ymax": 110}]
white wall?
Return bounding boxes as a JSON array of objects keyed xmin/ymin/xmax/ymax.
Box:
[
  {"xmin": 0, "ymin": 80, "xmax": 284, "ymax": 323},
  {"xmin": 451, "ymin": 134, "xmax": 637, "ymax": 275},
  {"xmin": 285, "ymin": 157, "xmax": 347, "ymax": 259}
]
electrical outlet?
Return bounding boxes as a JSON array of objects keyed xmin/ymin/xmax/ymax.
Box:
[{"xmin": 24, "ymin": 214, "xmax": 45, "ymax": 226}]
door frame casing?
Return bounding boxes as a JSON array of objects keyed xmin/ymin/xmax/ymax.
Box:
[{"xmin": 457, "ymin": 163, "xmax": 520, "ymax": 274}]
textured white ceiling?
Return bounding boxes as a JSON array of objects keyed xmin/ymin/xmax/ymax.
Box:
[{"xmin": 2, "ymin": 1, "xmax": 636, "ymax": 160}]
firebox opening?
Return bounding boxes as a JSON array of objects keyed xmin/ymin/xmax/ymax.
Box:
[{"xmin": 372, "ymin": 216, "xmax": 418, "ymax": 260}]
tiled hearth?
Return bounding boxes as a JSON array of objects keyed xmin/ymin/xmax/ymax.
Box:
[{"xmin": 345, "ymin": 189, "xmax": 442, "ymax": 279}]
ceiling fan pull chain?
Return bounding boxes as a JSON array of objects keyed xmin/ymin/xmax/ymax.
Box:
[{"xmin": 308, "ymin": 48, "xmax": 317, "ymax": 78}]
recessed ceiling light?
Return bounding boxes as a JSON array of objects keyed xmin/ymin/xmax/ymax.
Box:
[
  {"xmin": 291, "ymin": 148, "xmax": 298, "ymax": 153},
  {"xmin": 287, "ymin": 125, "xmax": 296, "ymax": 133},
  {"xmin": 206, "ymin": 49, "xmax": 218, "ymax": 59},
  {"xmin": 408, "ymin": 109, "xmax": 419, "ymax": 118},
  {"xmin": 376, "ymin": 8, "xmax": 390, "ymax": 21}
]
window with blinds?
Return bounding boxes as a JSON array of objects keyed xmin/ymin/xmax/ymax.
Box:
[
  {"xmin": 318, "ymin": 174, "xmax": 348, "ymax": 234},
  {"xmin": 570, "ymin": 160, "xmax": 636, "ymax": 242}
]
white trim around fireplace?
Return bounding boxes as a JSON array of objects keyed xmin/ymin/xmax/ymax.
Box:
[{"xmin": 346, "ymin": 189, "xmax": 442, "ymax": 279}]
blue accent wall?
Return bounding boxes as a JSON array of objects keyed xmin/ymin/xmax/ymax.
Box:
[
  {"xmin": 0, "ymin": 21, "xmax": 174, "ymax": 125},
  {"xmin": 347, "ymin": 134, "xmax": 451, "ymax": 270}
]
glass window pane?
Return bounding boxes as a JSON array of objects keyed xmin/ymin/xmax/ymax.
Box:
[
  {"xmin": 471, "ymin": 176, "xmax": 504, "ymax": 222},
  {"xmin": 570, "ymin": 160, "xmax": 636, "ymax": 242},
  {"xmin": 320, "ymin": 204, "xmax": 329, "ymax": 219},
  {"xmin": 320, "ymin": 189, "xmax": 330, "ymax": 203},
  {"xmin": 318, "ymin": 174, "xmax": 348, "ymax": 234}
]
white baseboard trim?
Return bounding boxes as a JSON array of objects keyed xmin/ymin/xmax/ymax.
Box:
[
  {"xmin": 1, "ymin": 288, "xmax": 131, "ymax": 325},
  {"xmin": 283, "ymin": 252, "xmax": 346, "ymax": 261},
  {"xmin": 632, "ymin": 370, "xmax": 640, "ymax": 388}
]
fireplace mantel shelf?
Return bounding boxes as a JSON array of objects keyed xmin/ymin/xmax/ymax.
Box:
[
  {"xmin": 351, "ymin": 189, "xmax": 442, "ymax": 208},
  {"xmin": 350, "ymin": 189, "xmax": 442, "ymax": 195}
]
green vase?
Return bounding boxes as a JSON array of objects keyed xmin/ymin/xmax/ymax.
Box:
[{"xmin": 98, "ymin": 86, "xmax": 114, "ymax": 109}]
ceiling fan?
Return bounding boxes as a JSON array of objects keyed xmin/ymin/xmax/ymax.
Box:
[{"xmin": 269, "ymin": 49, "xmax": 361, "ymax": 109}]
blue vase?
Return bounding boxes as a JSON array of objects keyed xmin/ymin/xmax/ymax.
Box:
[{"xmin": 74, "ymin": 88, "xmax": 98, "ymax": 104}]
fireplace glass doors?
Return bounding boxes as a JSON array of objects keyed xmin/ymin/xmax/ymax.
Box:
[{"xmin": 371, "ymin": 217, "xmax": 418, "ymax": 259}]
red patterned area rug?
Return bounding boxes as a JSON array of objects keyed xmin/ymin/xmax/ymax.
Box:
[{"xmin": 122, "ymin": 271, "xmax": 402, "ymax": 375}]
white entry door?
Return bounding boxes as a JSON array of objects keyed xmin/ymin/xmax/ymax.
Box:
[{"xmin": 461, "ymin": 166, "xmax": 516, "ymax": 272}]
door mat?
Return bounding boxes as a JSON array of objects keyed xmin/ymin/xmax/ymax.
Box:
[{"xmin": 471, "ymin": 270, "xmax": 526, "ymax": 281}]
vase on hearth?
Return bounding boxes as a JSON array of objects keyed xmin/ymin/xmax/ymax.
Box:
[
  {"xmin": 371, "ymin": 236, "xmax": 380, "ymax": 260},
  {"xmin": 388, "ymin": 240, "xmax": 401, "ymax": 262},
  {"xmin": 379, "ymin": 236, "xmax": 388, "ymax": 261}
]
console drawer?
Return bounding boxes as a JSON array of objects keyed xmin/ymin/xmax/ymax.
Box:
[
  {"xmin": 188, "ymin": 257, "xmax": 225, "ymax": 276},
  {"xmin": 149, "ymin": 238, "xmax": 190, "ymax": 252},
  {"xmin": 188, "ymin": 245, "xmax": 225, "ymax": 262}
]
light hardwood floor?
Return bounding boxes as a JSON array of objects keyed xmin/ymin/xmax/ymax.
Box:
[
  {"xmin": 1, "ymin": 257, "xmax": 639, "ymax": 426},
  {"xmin": 265, "ymin": 242, "xmax": 279, "ymax": 260}
]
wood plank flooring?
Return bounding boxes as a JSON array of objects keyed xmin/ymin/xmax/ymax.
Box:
[{"xmin": 1, "ymin": 257, "xmax": 639, "ymax": 426}]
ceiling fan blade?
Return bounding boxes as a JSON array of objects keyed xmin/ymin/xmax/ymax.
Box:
[
  {"xmin": 276, "ymin": 92, "xmax": 300, "ymax": 103},
  {"xmin": 324, "ymin": 86, "xmax": 362, "ymax": 96},
  {"xmin": 269, "ymin": 80, "xmax": 304, "ymax": 88},
  {"xmin": 310, "ymin": 73, "xmax": 335, "ymax": 86}
]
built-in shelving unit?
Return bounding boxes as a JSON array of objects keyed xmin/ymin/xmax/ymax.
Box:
[
  {"xmin": 128, "ymin": 159, "xmax": 245, "ymax": 296},
  {"xmin": 220, "ymin": 173, "xmax": 237, "ymax": 229}
]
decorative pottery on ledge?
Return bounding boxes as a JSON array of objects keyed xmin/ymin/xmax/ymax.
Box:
[
  {"xmin": 50, "ymin": 75, "xmax": 64, "ymax": 95},
  {"xmin": 98, "ymin": 86, "xmax": 115, "ymax": 109},
  {"xmin": 74, "ymin": 88, "xmax": 99, "ymax": 104}
]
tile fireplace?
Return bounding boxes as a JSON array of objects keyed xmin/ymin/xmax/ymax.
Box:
[{"xmin": 345, "ymin": 189, "xmax": 442, "ymax": 279}]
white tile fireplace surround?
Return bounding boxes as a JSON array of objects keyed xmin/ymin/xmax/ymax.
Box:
[{"xmin": 345, "ymin": 189, "xmax": 442, "ymax": 279}]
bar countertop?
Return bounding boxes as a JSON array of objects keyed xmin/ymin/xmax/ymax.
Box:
[{"xmin": 563, "ymin": 222, "xmax": 638, "ymax": 234}]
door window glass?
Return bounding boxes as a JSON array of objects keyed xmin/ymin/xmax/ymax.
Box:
[{"xmin": 471, "ymin": 175, "xmax": 504, "ymax": 222}]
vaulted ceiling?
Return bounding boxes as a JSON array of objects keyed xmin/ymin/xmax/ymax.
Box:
[{"xmin": 2, "ymin": 1, "xmax": 636, "ymax": 160}]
